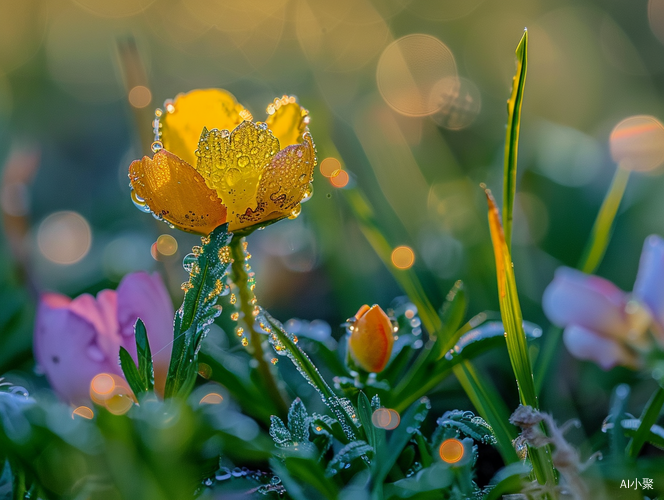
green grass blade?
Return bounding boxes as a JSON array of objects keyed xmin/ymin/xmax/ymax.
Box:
[
  {"xmin": 627, "ymin": 384, "xmax": 664, "ymax": 459},
  {"xmin": 578, "ymin": 166, "xmax": 631, "ymax": 274},
  {"xmin": 485, "ymin": 189, "xmax": 537, "ymax": 407},
  {"xmin": 503, "ymin": 29, "xmax": 528, "ymax": 252},
  {"xmin": 485, "ymin": 188, "xmax": 556, "ymax": 484}
]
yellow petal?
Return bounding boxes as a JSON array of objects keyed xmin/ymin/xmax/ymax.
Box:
[
  {"xmin": 129, "ymin": 149, "xmax": 227, "ymax": 235},
  {"xmin": 160, "ymin": 89, "xmax": 247, "ymax": 166},
  {"xmin": 265, "ymin": 99, "xmax": 309, "ymax": 148},
  {"xmin": 349, "ymin": 304, "xmax": 394, "ymax": 373},
  {"xmin": 236, "ymin": 132, "xmax": 317, "ymax": 230},
  {"xmin": 196, "ymin": 122, "xmax": 280, "ymax": 229}
]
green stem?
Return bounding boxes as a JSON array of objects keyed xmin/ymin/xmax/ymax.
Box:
[
  {"xmin": 626, "ymin": 384, "xmax": 664, "ymax": 459},
  {"xmin": 230, "ymin": 237, "xmax": 289, "ymax": 419},
  {"xmin": 535, "ymin": 166, "xmax": 631, "ymax": 392},
  {"xmin": 578, "ymin": 166, "xmax": 631, "ymax": 274}
]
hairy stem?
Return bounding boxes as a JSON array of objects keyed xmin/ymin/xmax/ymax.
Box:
[{"xmin": 230, "ymin": 237, "xmax": 289, "ymax": 419}]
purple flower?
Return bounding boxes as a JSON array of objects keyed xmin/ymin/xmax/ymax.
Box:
[
  {"xmin": 34, "ymin": 272, "xmax": 174, "ymax": 402},
  {"xmin": 543, "ymin": 235, "xmax": 664, "ymax": 370}
]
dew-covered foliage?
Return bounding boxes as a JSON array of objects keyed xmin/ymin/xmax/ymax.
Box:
[{"xmin": 2, "ymin": 8, "xmax": 664, "ymax": 500}]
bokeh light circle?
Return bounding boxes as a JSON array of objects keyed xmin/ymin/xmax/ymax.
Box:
[
  {"xmin": 391, "ymin": 246, "xmax": 415, "ymax": 269},
  {"xmin": 320, "ymin": 157, "xmax": 342, "ymax": 178},
  {"xmin": 377, "ymin": 34, "xmax": 457, "ymax": 117},
  {"xmin": 371, "ymin": 408, "xmax": 401, "ymax": 430},
  {"xmin": 609, "ymin": 115, "xmax": 664, "ymax": 172},
  {"xmin": 128, "ymin": 85, "xmax": 152, "ymax": 108},
  {"xmin": 439, "ymin": 438, "xmax": 464, "ymax": 463},
  {"xmin": 156, "ymin": 234, "xmax": 178, "ymax": 256},
  {"xmin": 330, "ymin": 170, "xmax": 349, "ymax": 188},
  {"xmin": 37, "ymin": 211, "xmax": 92, "ymax": 265}
]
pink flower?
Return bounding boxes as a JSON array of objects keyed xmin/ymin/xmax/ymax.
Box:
[
  {"xmin": 542, "ymin": 235, "xmax": 664, "ymax": 370},
  {"xmin": 34, "ymin": 272, "xmax": 174, "ymax": 402}
]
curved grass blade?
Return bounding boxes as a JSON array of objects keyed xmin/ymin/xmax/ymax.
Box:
[
  {"xmin": 627, "ymin": 385, "xmax": 664, "ymax": 458},
  {"xmin": 503, "ymin": 29, "xmax": 528, "ymax": 251},
  {"xmin": 484, "ymin": 187, "xmax": 556, "ymax": 483}
]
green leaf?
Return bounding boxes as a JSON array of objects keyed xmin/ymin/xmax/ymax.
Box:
[
  {"xmin": 502, "ymin": 29, "xmax": 528, "ymax": 251},
  {"xmin": 312, "ymin": 414, "xmax": 348, "ymax": 444},
  {"xmin": 263, "ymin": 312, "xmax": 361, "ymax": 442},
  {"xmin": 119, "ymin": 346, "xmax": 146, "ymax": 397},
  {"xmin": 436, "ymin": 280, "xmax": 467, "ymax": 358},
  {"xmin": 627, "ymin": 385, "xmax": 664, "ymax": 458},
  {"xmin": 165, "ymin": 224, "xmax": 233, "ymax": 398},
  {"xmin": 621, "ymin": 419, "xmax": 664, "ymax": 450},
  {"xmin": 357, "ymin": 392, "xmax": 377, "ymax": 451},
  {"xmin": 288, "ymin": 398, "xmax": 311, "ymax": 443},
  {"xmin": 134, "ymin": 319, "xmax": 153, "ymax": 392},
  {"xmin": 325, "ymin": 440, "xmax": 373, "ymax": 477}
]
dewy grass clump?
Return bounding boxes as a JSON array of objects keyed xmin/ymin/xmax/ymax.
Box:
[{"xmin": 2, "ymin": 29, "xmax": 664, "ymax": 500}]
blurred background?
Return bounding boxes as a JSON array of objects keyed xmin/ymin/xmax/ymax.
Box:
[{"xmin": 2, "ymin": 0, "xmax": 664, "ymax": 450}]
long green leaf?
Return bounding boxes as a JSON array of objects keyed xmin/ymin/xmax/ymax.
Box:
[
  {"xmin": 134, "ymin": 319, "xmax": 153, "ymax": 392},
  {"xmin": 165, "ymin": 223, "xmax": 233, "ymax": 398},
  {"xmin": 263, "ymin": 311, "xmax": 361, "ymax": 441},
  {"xmin": 119, "ymin": 346, "xmax": 146, "ymax": 397},
  {"xmin": 485, "ymin": 188, "xmax": 556, "ymax": 484},
  {"xmin": 503, "ymin": 29, "xmax": 528, "ymax": 251}
]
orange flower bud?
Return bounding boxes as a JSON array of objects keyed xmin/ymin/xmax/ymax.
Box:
[{"xmin": 348, "ymin": 304, "xmax": 394, "ymax": 373}]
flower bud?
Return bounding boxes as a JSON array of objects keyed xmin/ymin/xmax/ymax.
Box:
[{"xmin": 348, "ymin": 304, "xmax": 394, "ymax": 373}]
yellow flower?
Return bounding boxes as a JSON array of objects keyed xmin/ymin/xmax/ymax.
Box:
[
  {"xmin": 348, "ymin": 304, "xmax": 394, "ymax": 373},
  {"xmin": 129, "ymin": 89, "xmax": 317, "ymax": 234}
]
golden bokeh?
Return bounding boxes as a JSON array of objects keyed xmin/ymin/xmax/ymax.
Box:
[
  {"xmin": 37, "ymin": 211, "xmax": 92, "ymax": 265},
  {"xmin": 156, "ymin": 234, "xmax": 178, "ymax": 256},
  {"xmin": 439, "ymin": 438, "xmax": 464, "ymax": 463},
  {"xmin": 371, "ymin": 408, "xmax": 400, "ymax": 430},
  {"xmin": 391, "ymin": 246, "xmax": 415, "ymax": 269},
  {"xmin": 377, "ymin": 34, "xmax": 457, "ymax": 117},
  {"xmin": 320, "ymin": 157, "xmax": 342, "ymax": 178},
  {"xmin": 610, "ymin": 115, "xmax": 664, "ymax": 172},
  {"xmin": 329, "ymin": 170, "xmax": 349, "ymax": 188},
  {"xmin": 71, "ymin": 406, "xmax": 94, "ymax": 420},
  {"xmin": 199, "ymin": 392, "xmax": 224, "ymax": 405},
  {"xmin": 128, "ymin": 85, "xmax": 152, "ymax": 108},
  {"xmin": 90, "ymin": 373, "xmax": 115, "ymax": 396}
]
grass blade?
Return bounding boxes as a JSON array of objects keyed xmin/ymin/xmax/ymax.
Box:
[
  {"xmin": 578, "ymin": 166, "xmax": 631, "ymax": 274},
  {"xmin": 627, "ymin": 384, "xmax": 664, "ymax": 459},
  {"xmin": 485, "ymin": 188, "xmax": 556, "ymax": 483},
  {"xmin": 503, "ymin": 29, "xmax": 528, "ymax": 251}
]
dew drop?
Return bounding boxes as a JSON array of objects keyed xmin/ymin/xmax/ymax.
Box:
[
  {"xmin": 301, "ymin": 183, "xmax": 313, "ymax": 203},
  {"xmin": 131, "ymin": 190, "xmax": 152, "ymax": 213},
  {"xmin": 289, "ymin": 205, "xmax": 302, "ymax": 219},
  {"xmin": 151, "ymin": 141, "xmax": 163, "ymax": 153},
  {"xmin": 226, "ymin": 168, "xmax": 241, "ymax": 186},
  {"xmin": 237, "ymin": 155, "xmax": 250, "ymax": 168},
  {"xmin": 182, "ymin": 253, "xmax": 197, "ymax": 273}
]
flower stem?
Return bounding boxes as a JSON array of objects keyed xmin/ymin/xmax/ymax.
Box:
[{"xmin": 229, "ymin": 237, "xmax": 289, "ymax": 419}]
